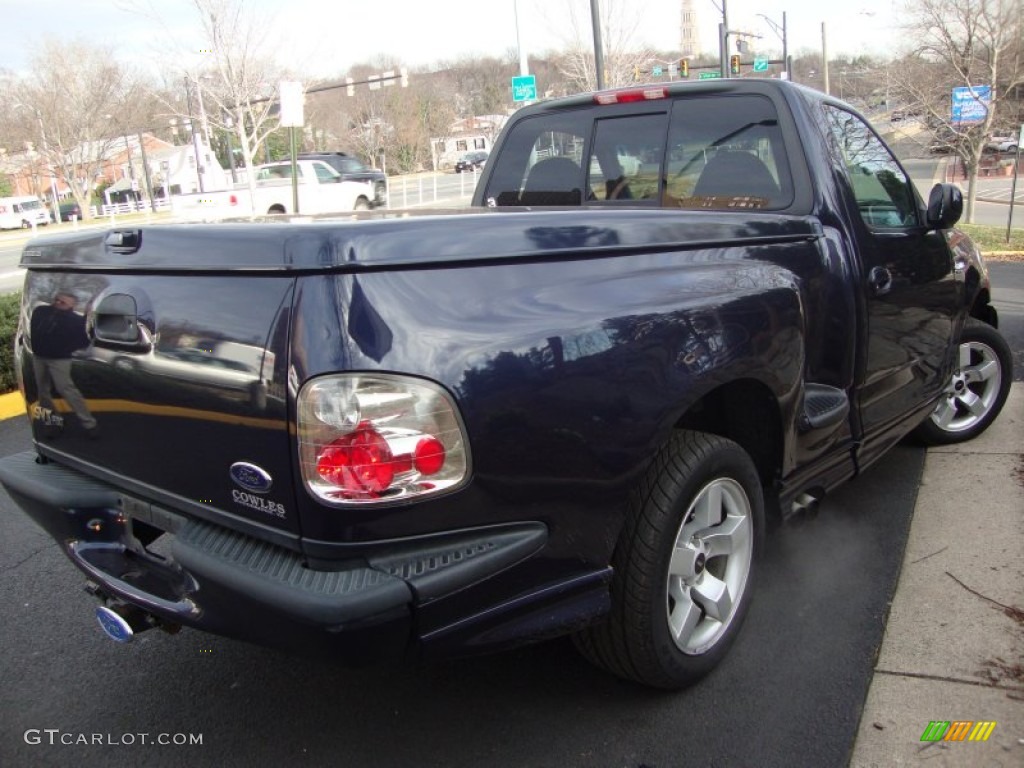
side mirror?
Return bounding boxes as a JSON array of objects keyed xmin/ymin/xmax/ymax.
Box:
[{"xmin": 926, "ymin": 183, "xmax": 963, "ymax": 229}]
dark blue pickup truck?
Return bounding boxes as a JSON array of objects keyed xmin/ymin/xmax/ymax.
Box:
[{"xmin": 0, "ymin": 79, "xmax": 1012, "ymax": 689}]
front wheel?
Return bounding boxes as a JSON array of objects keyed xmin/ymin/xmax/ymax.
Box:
[
  {"xmin": 915, "ymin": 318, "xmax": 1013, "ymax": 444},
  {"xmin": 574, "ymin": 430, "xmax": 764, "ymax": 689},
  {"xmin": 353, "ymin": 197, "xmax": 370, "ymax": 211}
]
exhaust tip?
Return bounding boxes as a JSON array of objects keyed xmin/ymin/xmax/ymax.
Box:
[{"xmin": 96, "ymin": 605, "xmax": 135, "ymax": 643}]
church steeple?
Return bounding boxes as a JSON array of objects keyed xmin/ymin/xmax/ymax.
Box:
[{"xmin": 680, "ymin": 0, "xmax": 700, "ymax": 57}]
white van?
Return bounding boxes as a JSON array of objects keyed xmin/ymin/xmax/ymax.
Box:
[{"xmin": 0, "ymin": 197, "xmax": 51, "ymax": 230}]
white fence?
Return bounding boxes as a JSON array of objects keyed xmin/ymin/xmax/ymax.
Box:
[{"xmin": 90, "ymin": 199, "xmax": 174, "ymax": 217}]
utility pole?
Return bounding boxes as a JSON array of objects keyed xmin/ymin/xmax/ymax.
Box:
[
  {"xmin": 137, "ymin": 132, "xmax": 157, "ymax": 213},
  {"xmin": 122, "ymin": 134, "xmax": 137, "ymax": 208},
  {"xmin": 183, "ymin": 77, "xmax": 205, "ymax": 193},
  {"xmin": 821, "ymin": 23, "xmax": 830, "ymax": 95}
]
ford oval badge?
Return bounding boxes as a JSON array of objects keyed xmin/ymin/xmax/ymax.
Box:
[{"xmin": 230, "ymin": 462, "xmax": 273, "ymax": 494}]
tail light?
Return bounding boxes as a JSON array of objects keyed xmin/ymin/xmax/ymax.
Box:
[{"xmin": 297, "ymin": 374, "xmax": 470, "ymax": 504}]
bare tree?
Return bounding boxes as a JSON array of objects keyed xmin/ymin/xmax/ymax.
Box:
[
  {"xmin": 13, "ymin": 40, "xmax": 149, "ymax": 221},
  {"xmin": 547, "ymin": 0, "xmax": 655, "ymax": 91},
  {"xmin": 178, "ymin": 0, "xmax": 288, "ymax": 211},
  {"xmin": 891, "ymin": 0, "xmax": 1024, "ymax": 221}
]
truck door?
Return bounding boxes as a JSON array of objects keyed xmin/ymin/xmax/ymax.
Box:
[{"xmin": 821, "ymin": 106, "xmax": 960, "ymax": 453}]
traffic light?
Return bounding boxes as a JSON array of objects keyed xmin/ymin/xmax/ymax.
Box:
[
  {"xmin": 633, "ymin": 65, "xmax": 640, "ymax": 82},
  {"xmin": 679, "ymin": 59, "xmax": 689, "ymax": 78},
  {"xmin": 730, "ymin": 55, "xmax": 741, "ymax": 75}
]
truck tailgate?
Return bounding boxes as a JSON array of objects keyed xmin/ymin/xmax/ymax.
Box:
[{"xmin": 18, "ymin": 228, "xmax": 298, "ymax": 537}]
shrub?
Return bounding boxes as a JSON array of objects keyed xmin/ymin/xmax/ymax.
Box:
[{"xmin": 0, "ymin": 292, "xmax": 22, "ymax": 394}]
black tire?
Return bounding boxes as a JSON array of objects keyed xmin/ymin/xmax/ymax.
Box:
[
  {"xmin": 914, "ymin": 319, "xmax": 1013, "ymax": 444},
  {"xmin": 354, "ymin": 197, "xmax": 370, "ymax": 211},
  {"xmin": 574, "ymin": 430, "xmax": 765, "ymax": 689}
]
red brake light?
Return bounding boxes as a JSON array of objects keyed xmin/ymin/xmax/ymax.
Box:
[
  {"xmin": 594, "ymin": 87, "xmax": 668, "ymax": 105},
  {"xmin": 414, "ymin": 436, "xmax": 446, "ymax": 476},
  {"xmin": 316, "ymin": 425, "xmax": 395, "ymax": 496},
  {"xmin": 299, "ymin": 374, "xmax": 469, "ymax": 505},
  {"xmin": 229, "ymin": 194, "xmax": 238, "ymax": 206}
]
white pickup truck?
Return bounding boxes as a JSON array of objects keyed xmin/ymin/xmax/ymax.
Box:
[{"xmin": 172, "ymin": 159, "xmax": 379, "ymax": 220}]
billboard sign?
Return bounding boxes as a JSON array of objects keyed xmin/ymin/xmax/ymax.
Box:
[{"xmin": 951, "ymin": 85, "xmax": 991, "ymax": 125}]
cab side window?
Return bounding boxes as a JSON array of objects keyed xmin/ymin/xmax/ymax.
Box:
[
  {"xmin": 823, "ymin": 106, "xmax": 918, "ymax": 229},
  {"xmin": 313, "ymin": 162, "xmax": 339, "ymax": 183}
]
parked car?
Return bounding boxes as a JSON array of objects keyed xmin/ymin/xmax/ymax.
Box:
[
  {"xmin": 985, "ymin": 135, "xmax": 1019, "ymax": 153},
  {"xmin": 58, "ymin": 201, "xmax": 82, "ymax": 222},
  {"xmin": 297, "ymin": 152, "xmax": 388, "ymax": 208},
  {"xmin": 454, "ymin": 151, "xmax": 488, "ymax": 173}
]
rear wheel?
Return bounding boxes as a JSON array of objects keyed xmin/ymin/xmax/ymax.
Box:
[
  {"xmin": 354, "ymin": 197, "xmax": 370, "ymax": 211},
  {"xmin": 914, "ymin": 319, "xmax": 1012, "ymax": 444},
  {"xmin": 574, "ymin": 430, "xmax": 764, "ymax": 689}
]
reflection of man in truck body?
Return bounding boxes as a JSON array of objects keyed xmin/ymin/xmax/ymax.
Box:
[{"xmin": 30, "ymin": 292, "xmax": 98, "ymax": 436}]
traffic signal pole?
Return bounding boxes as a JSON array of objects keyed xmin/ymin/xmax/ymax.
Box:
[{"xmin": 718, "ymin": 0, "xmax": 730, "ymax": 78}]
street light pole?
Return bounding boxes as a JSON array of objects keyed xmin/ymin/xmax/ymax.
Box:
[
  {"xmin": 513, "ymin": 0, "xmax": 529, "ymax": 78},
  {"xmin": 718, "ymin": 0, "xmax": 730, "ymax": 78},
  {"xmin": 757, "ymin": 12, "xmax": 790, "ymax": 81},
  {"xmin": 590, "ymin": 0, "xmax": 606, "ymax": 90}
]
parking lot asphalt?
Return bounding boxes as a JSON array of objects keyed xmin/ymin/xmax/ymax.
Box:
[{"xmin": 1, "ymin": 379, "xmax": 1020, "ymax": 766}]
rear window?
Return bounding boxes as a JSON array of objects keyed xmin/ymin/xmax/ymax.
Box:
[
  {"xmin": 665, "ymin": 94, "xmax": 793, "ymax": 210},
  {"xmin": 484, "ymin": 93, "xmax": 793, "ymax": 211}
]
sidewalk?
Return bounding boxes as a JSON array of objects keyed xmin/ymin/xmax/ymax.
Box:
[{"xmin": 850, "ymin": 382, "xmax": 1024, "ymax": 766}]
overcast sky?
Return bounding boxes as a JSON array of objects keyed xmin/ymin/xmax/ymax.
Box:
[{"xmin": 0, "ymin": 0, "xmax": 905, "ymax": 80}]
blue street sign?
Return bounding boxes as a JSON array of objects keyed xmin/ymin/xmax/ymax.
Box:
[
  {"xmin": 512, "ymin": 75, "xmax": 537, "ymax": 102},
  {"xmin": 951, "ymin": 85, "xmax": 991, "ymax": 125}
]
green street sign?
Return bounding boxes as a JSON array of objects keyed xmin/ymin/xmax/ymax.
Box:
[
  {"xmin": 652, "ymin": 65, "xmax": 663, "ymax": 76},
  {"xmin": 511, "ymin": 75, "xmax": 537, "ymax": 102},
  {"xmin": 753, "ymin": 57, "xmax": 768, "ymax": 72},
  {"xmin": 698, "ymin": 72, "xmax": 722, "ymax": 80}
]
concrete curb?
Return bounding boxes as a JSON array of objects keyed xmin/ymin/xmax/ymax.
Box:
[
  {"xmin": 0, "ymin": 391, "xmax": 25, "ymax": 421},
  {"xmin": 850, "ymin": 382, "xmax": 1024, "ymax": 766}
]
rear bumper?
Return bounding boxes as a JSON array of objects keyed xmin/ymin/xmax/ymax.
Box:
[{"xmin": 0, "ymin": 451, "xmax": 549, "ymax": 661}]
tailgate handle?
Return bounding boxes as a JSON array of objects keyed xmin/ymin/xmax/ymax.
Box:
[
  {"xmin": 91, "ymin": 293, "xmax": 154, "ymax": 350},
  {"xmin": 105, "ymin": 229, "xmax": 142, "ymax": 254}
]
